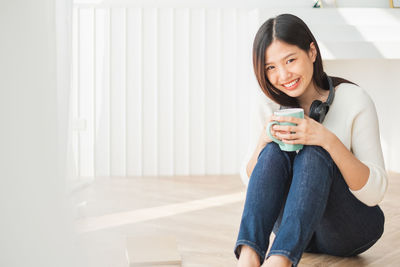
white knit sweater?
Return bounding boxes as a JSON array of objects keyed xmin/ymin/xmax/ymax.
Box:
[{"xmin": 240, "ymin": 82, "xmax": 388, "ymax": 207}]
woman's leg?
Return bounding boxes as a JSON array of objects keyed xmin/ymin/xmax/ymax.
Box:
[
  {"xmin": 267, "ymin": 145, "xmax": 337, "ymax": 266},
  {"xmin": 234, "ymin": 142, "xmax": 296, "ymax": 264},
  {"xmin": 267, "ymin": 145, "xmax": 385, "ymax": 266},
  {"xmin": 304, "ymin": 157, "xmax": 385, "ymax": 257}
]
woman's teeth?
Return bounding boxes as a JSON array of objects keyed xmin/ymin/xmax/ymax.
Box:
[{"xmin": 283, "ymin": 78, "xmax": 299, "ymax": 88}]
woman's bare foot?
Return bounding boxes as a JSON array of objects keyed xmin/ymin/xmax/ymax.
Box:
[
  {"xmin": 263, "ymin": 255, "xmax": 292, "ymax": 267},
  {"xmin": 237, "ymin": 245, "xmax": 261, "ymax": 267}
]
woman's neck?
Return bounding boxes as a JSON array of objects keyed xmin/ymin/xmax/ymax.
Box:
[{"xmin": 297, "ymin": 82, "xmax": 329, "ymax": 116}]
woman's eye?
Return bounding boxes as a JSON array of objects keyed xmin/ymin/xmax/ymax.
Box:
[
  {"xmin": 287, "ymin": 58, "xmax": 295, "ymax": 64},
  {"xmin": 265, "ymin": 66, "xmax": 274, "ymax": 71}
]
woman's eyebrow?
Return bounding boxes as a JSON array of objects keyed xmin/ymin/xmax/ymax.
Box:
[{"xmin": 265, "ymin": 52, "xmax": 296, "ymax": 65}]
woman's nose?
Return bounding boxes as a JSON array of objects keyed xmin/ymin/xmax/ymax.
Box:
[{"xmin": 278, "ymin": 67, "xmax": 291, "ymax": 81}]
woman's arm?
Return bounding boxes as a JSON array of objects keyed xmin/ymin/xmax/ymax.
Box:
[
  {"xmin": 246, "ymin": 116, "xmax": 278, "ymax": 177},
  {"xmin": 241, "ymin": 95, "xmax": 280, "ymax": 183},
  {"xmin": 246, "ymin": 143, "xmax": 267, "ymax": 178},
  {"xmin": 322, "ymin": 130, "xmax": 369, "ymax": 190}
]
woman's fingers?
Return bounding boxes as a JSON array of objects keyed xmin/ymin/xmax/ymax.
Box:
[
  {"xmin": 272, "ymin": 124, "xmax": 296, "ymax": 132},
  {"xmin": 276, "ymin": 131, "xmax": 297, "ymax": 140}
]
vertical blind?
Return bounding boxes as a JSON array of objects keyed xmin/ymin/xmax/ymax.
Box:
[{"xmin": 72, "ymin": 6, "xmax": 258, "ymax": 177}]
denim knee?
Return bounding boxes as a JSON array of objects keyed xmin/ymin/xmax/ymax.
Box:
[
  {"xmin": 258, "ymin": 142, "xmax": 283, "ymax": 161},
  {"xmin": 296, "ymin": 145, "xmax": 334, "ymax": 170},
  {"xmin": 258, "ymin": 142, "xmax": 294, "ymax": 166}
]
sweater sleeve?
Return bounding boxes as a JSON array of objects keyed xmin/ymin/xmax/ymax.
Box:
[
  {"xmin": 239, "ymin": 94, "xmax": 278, "ymax": 187},
  {"xmin": 348, "ymin": 91, "xmax": 388, "ymax": 206}
]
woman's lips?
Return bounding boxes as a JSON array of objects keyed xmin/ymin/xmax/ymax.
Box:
[{"xmin": 282, "ymin": 78, "xmax": 300, "ymax": 90}]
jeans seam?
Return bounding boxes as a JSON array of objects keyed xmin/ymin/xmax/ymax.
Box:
[
  {"xmin": 257, "ymin": 146, "xmax": 265, "ymax": 161},
  {"xmin": 235, "ymin": 239, "xmax": 265, "ymax": 262},
  {"xmin": 268, "ymin": 249, "xmax": 298, "ymax": 266}
]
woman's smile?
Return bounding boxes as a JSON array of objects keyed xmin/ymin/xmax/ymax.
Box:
[{"xmin": 282, "ymin": 78, "xmax": 300, "ymax": 90}]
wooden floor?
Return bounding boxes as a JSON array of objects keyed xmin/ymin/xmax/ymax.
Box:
[{"xmin": 75, "ymin": 172, "xmax": 400, "ymax": 267}]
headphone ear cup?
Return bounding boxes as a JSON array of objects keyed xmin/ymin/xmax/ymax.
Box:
[
  {"xmin": 318, "ymin": 103, "xmax": 330, "ymax": 123},
  {"xmin": 309, "ymin": 100, "xmax": 322, "ymax": 122}
]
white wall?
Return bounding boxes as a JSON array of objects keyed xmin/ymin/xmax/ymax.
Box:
[{"xmin": 72, "ymin": 6, "xmax": 255, "ymax": 177}]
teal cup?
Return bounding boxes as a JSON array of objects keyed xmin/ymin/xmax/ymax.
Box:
[{"xmin": 267, "ymin": 108, "xmax": 304, "ymax": 152}]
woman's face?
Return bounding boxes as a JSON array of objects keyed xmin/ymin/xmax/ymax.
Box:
[{"xmin": 264, "ymin": 39, "xmax": 317, "ymax": 99}]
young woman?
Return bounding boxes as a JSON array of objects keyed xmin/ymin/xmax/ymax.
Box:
[{"xmin": 234, "ymin": 14, "xmax": 387, "ymax": 267}]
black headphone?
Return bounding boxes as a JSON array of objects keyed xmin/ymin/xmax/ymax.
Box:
[
  {"xmin": 309, "ymin": 74, "xmax": 335, "ymax": 123},
  {"xmin": 279, "ymin": 74, "xmax": 335, "ymax": 123}
]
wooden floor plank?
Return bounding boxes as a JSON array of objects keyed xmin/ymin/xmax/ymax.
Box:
[{"xmin": 126, "ymin": 234, "xmax": 181, "ymax": 266}]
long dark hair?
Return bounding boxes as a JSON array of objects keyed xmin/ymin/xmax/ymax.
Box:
[{"xmin": 253, "ymin": 13, "xmax": 356, "ymax": 107}]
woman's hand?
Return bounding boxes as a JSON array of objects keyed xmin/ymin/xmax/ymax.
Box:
[
  {"xmin": 270, "ymin": 114, "xmax": 333, "ymax": 148},
  {"xmin": 258, "ymin": 115, "xmax": 287, "ymax": 147}
]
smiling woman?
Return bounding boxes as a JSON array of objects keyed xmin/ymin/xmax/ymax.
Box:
[
  {"xmin": 264, "ymin": 40, "xmax": 314, "ymax": 101},
  {"xmin": 234, "ymin": 13, "xmax": 388, "ymax": 267},
  {"xmin": 252, "ymin": 14, "xmax": 355, "ymax": 109}
]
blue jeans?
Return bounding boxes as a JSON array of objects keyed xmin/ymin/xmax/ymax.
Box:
[{"xmin": 234, "ymin": 142, "xmax": 384, "ymax": 266}]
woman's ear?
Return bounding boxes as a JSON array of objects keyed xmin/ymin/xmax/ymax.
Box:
[{"xmin": 309, "ymin": 42, "xmax": 317, "ymax": 62}]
